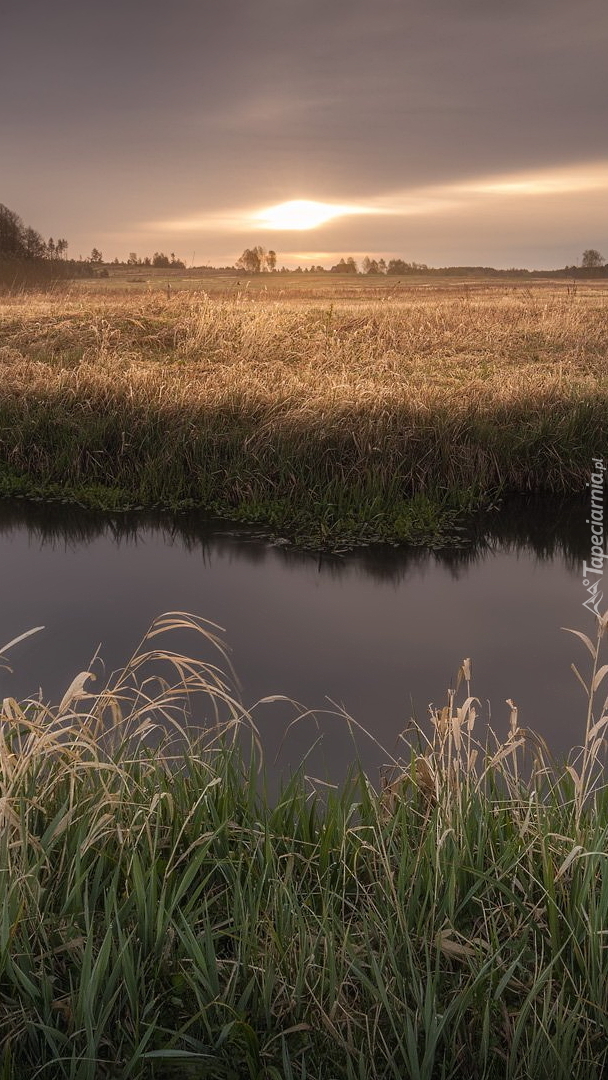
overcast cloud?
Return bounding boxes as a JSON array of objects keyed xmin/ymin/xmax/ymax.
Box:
[{"xmin": 2, "ymin": 0, "xmax": 607, "ymax": 266}]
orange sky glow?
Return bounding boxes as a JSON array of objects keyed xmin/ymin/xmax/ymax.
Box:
[{"xmin": 3, "ymin": 0, "xmax": 607, "ymax": 268}]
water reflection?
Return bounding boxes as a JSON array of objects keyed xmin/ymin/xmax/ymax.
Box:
[
  {"xmin": 0, "ymin": 495, "xmax": 595, "ymax": 786},
  {"xmin": 0, "ymin": 493, "xmax": 588, "ymax": 576}
]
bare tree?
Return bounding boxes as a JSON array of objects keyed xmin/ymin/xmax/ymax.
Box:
[
  {"xmin": 237, "ymin": 247, "xmax": 263, "ymax": 272},
  {"xmin": 581, "ymin": 249, "xmax": 605, "ymax": 269},
  {"xmin": 0, "ymin": 205, "xmax": 69, "ymax": 262},
  {"xmin": 24, "ymin": 227, "xmax": 47, "ymax": 259},
  {"xmin": 0, "ymin": 204, "xmax": 26, "ymax": 257}
]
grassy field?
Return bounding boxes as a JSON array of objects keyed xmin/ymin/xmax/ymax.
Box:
[
  {"xmin": 74, "ymin": 266, "xmax": 608, "ymax": 300},
  {"xmin": 0, "ymin": 276, "xmax": 606, "ymax": 547},
  {"xmin": 1, "ymin": 611, "xmax": 608, "ymax": 1079}
]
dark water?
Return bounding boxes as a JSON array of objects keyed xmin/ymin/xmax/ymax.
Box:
[{"xmin": 0, "ymin": 497, "xmax": 599, "ymax": 785}]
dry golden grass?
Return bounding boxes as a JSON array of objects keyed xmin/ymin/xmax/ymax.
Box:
[
  {"xmin": 1, "ymin": 608, "xmax": 608, "ymax": 1077},
  {"xmin": 2, "ymin": 282, "xmax": 607, "ymax": 375},
  {"xmin": 0, "ymin": 283, "xmax": 606, "ymax": 544}
]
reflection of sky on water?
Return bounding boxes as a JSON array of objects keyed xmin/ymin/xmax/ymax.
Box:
[{"xmin": 0, "ymin": 497, "xmax": 595, "ymax": 785}]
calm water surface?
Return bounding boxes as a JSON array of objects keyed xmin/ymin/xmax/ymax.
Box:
[{"xmin": 0, "ymin": 498, "xmax": 597, "ymax": 785}]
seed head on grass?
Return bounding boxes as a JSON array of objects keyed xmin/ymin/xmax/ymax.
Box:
[{"xmin": 1, "ymin": 611, "xmax": 608, "ymax": 1077}]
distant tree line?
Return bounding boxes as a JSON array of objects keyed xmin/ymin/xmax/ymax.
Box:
[
  {"xmin": 0, "ymin": 203, "xmax": 103, "ymax": 289},
  {"xmin": 107, "ymin": 251, "xmax": 186, "ymax": 269},
  {"xmin": 0, "ymin": 203, "xmax": 193, "ymax": 285},
  {"xmin": 235, "ymin": 247, "xmax": 606, "ymax": 277},
  {"xmin": 0, "ymin": 203, "xmax": 69, "ymax": 263},
  {"xmin": 3, "ymin": 202, "xmax": 605, "ymax": 283},
  {"xmin": 326, "ymin": 252, "xmax": 606, "ymax": 276}
]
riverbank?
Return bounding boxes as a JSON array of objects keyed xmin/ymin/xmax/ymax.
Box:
[
  {"xmin": 1, "ymin": 286, "xmax": 606, "ymax": 548},
  {"xmin": 1, "ymin": 611, "xmax": 608, "ymax": 1079}
]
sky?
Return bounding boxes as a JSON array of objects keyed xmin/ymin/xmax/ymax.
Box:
[{"xmin": 2, "ymin": 0, "xmax": 607, "ymax": 269}]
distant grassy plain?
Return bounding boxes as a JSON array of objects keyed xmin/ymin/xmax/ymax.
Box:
[{"xmin": 0, "ymin": 269, "xmax": 606, "ymax": 547}]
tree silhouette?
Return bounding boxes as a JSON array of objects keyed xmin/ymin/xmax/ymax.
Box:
[
  {"xmin": 330, "ymin": 257, "xmax": 358, "ymax": 274},
  {"xmin": 237, "ymin": 246, "xmax": 276, "ymax": 272},
  {"xmin": 0, "ymin": 205, "xmax": 27, "ymax": 257},
  {"xmin": 581, "ymin": 249, "xmax": 605, "ymax": 269},
  {"xmin": 237, "ymin": 247, "xmax": 262, "ymax": 272},
  {"xmin": 362, "ymin": 256, "xmax": 379, "ymax": 274},
  {"xmin": 24, "ymin": 227, "xmax": 47, "ymax": 259}
]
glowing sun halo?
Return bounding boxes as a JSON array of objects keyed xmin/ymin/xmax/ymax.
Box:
[{"xmin": 255, "ymin": 199, "xmax": 362, "ymax": 230}]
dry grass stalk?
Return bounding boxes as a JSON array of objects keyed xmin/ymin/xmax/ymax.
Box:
[{"xmin": 0, "ymin": 287, "xmax": 606, "ymax": 546}]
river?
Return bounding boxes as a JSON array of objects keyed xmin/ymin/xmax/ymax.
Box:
[{"xmin": 0, "ymin": 496, "xmax": 598, "ymax": 787}]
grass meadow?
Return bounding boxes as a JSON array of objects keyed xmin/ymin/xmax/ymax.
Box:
[
  {"xmin": 0, "ymin": 276, "xmax": 606, "ymax": 547},
  {"xmin": 1, "ymin": 611, "xmax": 608, "ymax": 1078},
  {"xmin": 1, "ymin": 275, "xmax": 608, "ymax": 1077}
]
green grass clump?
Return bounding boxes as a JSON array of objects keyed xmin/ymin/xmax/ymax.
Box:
[
  {"xmin": 1, "ymin": 611, "xmax": 608, "ymax": 1079},
  {"xmin": 1, "ymin": 287, "xmax": 607, "ymax": 548}
]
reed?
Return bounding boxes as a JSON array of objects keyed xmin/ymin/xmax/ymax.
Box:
[
  {"xmin": 0, "ymin": 287, "xmax": 606, "ymax": 547},
  {"xmin": 1, "ymin": 610, "xmax": 608, "ymax": 1079}
]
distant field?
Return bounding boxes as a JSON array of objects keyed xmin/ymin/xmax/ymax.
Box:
[
  {"xmin": 0, "ymin": 279, "xmax": 606, "ymax": 546},
  {"xmin": 77, "ymin": 266, "xmax": 608, "ymax": 302}
]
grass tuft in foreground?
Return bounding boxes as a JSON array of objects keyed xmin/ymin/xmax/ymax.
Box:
[{"xmin": 1, "ymin": 611, "xmax": 608, "ymax": 1079}]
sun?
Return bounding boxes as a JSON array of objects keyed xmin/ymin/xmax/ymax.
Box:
[{"xmin": 255, "ymin": 200, "xmax": 362, "ymax": 230}]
